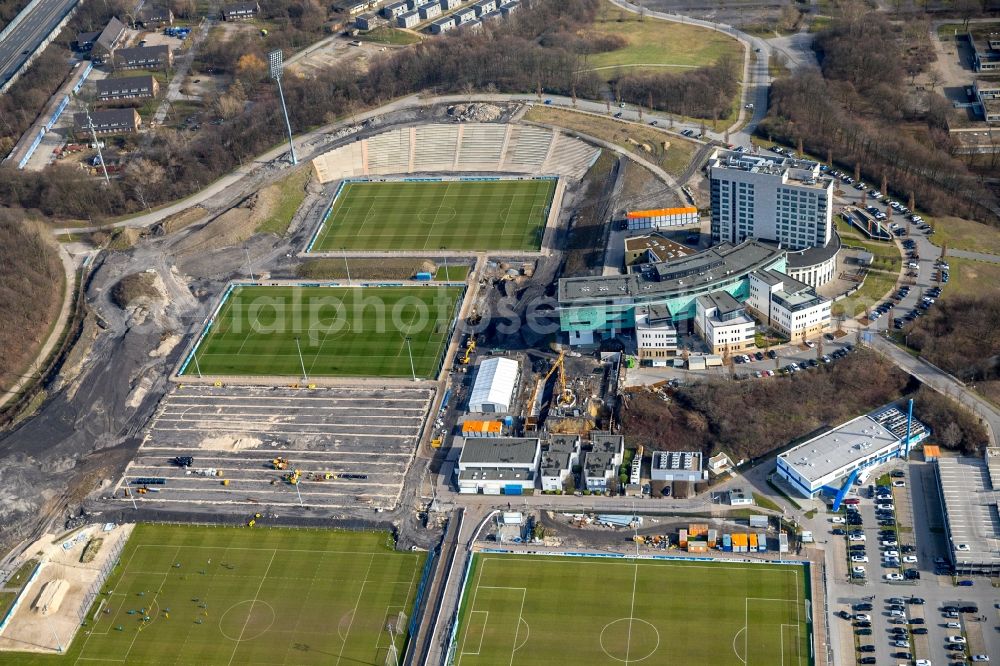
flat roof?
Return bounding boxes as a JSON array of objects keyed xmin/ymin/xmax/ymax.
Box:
[
  {"xmin": 697, "ymin": 290, "xmax": 743, "ymax": 316},
  {"xmin": 786, "ymin": 230, "xmax": 842, "ymax": 269},
  {"xmin": 778, "ymin": 413, "xmax": 902, "ymax": 485},
  {"xmin": 623, "ymin": 234, "xmax": 693, "ymax": 261},
  {"xmin": 460, "ymin": 437, "xmax": 538, "ymax": 465},
  {"xmin": 938, "ymin": 451, "xmax": 1000, "ymax": 566},
  {"xmin": 652, "ymin": 450, "xmax": 702, "ymax": 471},
  {"xmin": 559, "ymin": 239, "xmax": 784, "ymax": 304},
  {"xmin": 709, "ymin": 149, "xmax": 834, "ymax": 190}
]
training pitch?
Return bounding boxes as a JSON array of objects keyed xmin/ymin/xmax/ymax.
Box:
[
  {"xmin": 308, "ymin": 179, "xmax": 557, "ymax": 252},
  {"xmin": 181, "ymin": 285, "xmax": 464, "ymax": 379},
  {"xmin": 10, "ymin": 525, "xmax": 425, "ymax": 666},
  {"xmin": 454, "ymin": 554, "xmax": 812, "ymax": 666}
]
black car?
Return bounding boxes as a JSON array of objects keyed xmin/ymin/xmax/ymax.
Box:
[
  {"xmin": 889, "ymin": 627, "xmax": 907, "ymax": 634},
  {"xmin": 850, "ymin": 545, "xmax": 866, "ymax": 552},
  {"xmin": 837, "ymin": 610, "xmax": 852, "ymax": 619},
  {"xmin": 946, "ymin": 644, "xmax": 965, "ymax": 651},
  {"xmin": 909, "ymin": 597, "xmax": 924, "ymax": 605},
  {"xmin": 903, "ymin": 569, "xmax": 920, "ymax": 580},
  {"xmin": 879, "ymin": 521, "xmax": 895, "ymax": 527},
  {"xmin": 960, "ymin": 605, "xmax": 979, "ymax": 613},
  {"xmin": 854, "ymin": 603, "xmax": 873, "ymax": 611},
  {"xmin": 855, "ymin": 620, "xmax": 872, "ymax": 628},
  {"xmin": 891, "ymin": 470, "xmax": 905, "ymax": 478},
  {"xmin": 910, "ymin": 617, "xmax": 925, "ymax": 624},
  {"xmin": 893, "ymin": 652, "xmax": 912, "ymax": 660},
  {"xmin": 858, "ymin": 658, "xmax": 876, "ymax": 665},
  {"xmin": 832, "ymin": 528, "xmax": 846, "ymax": 535},
  {"xmin": 858, "ymin": 644, "xmax": 876, "ymax": 652},
  {"xmin": 911, "ymin": 628, "xmax": 928, "ymax": 634},
  {"xmin": 856, "ymin": 628, "xmax": 872, "ymax": 636},
  {"xmin": 754, "ymin": 352, "xmax": 764, "ymax": 361},
  {"xmin": 766, "ymin": 349, "xmax": 777, "ymax": 359},
  {"xmin": 942, "ymin": 605, "xmax": 960, "ymax": 613}
]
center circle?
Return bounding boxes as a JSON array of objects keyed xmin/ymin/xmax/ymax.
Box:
[
  {"xmin": 416, "ymin": 206, "xmax": 457, "ymax": 225},
  {"xmin": 218, "ymin": 600, "xmax": 276, "ymax": 642},
  {"xmin": 599, "ymin": 617, "xmax": 660, "ymax": 663}
]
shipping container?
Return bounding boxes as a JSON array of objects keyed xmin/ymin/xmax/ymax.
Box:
[{"xmin": 722, "ymin": 534, "xmax": 732, "ymax": 551}]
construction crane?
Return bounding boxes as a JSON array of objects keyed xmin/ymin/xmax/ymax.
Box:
[
  {"xmin": 460, "ymin": 337, "xmax": 476, "ymax": 365},
  {"xmin": 527, "ymin": 351, "xmax": 575, "ymax": 419}
]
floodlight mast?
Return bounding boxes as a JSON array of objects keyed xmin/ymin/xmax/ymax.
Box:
[{"xmin": 269, "ymin": 50, "xmax": 298, "ymax": 166}]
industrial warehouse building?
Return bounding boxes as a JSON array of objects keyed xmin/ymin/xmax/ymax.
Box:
[
  {"xmin": 455, "ymin": 437, "xmax": 540, "ymax": 494},
  {"xmin": 776, "ymin": 405, "xmax": 929, "ymax": 498},
  {"xmin": 650, "ymin": 451, "xmax": 705, "ymax": 483},
  {"xmin": 468, "ymin": 357, "xmax": 519, "ymax": 413},
  {"xmin": 937, "ymin": 448, "xmax": 1000, "ymax": 575}
]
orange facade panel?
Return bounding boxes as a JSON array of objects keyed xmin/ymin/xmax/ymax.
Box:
[{"xmin": 626, "ymin": 206, "xmax": 697, "ymax": 219}]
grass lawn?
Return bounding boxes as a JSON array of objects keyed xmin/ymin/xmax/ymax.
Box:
[
  {"xmin": 434, "ymin": 264, "xmax": 470, "ymax": 281},
  {"xmin": 256, "ymin": 168, "xmax": 312, "ymax": 236},
  {"xmin": 4, "ymin": 525, "xmax": 425, "ymax": 666},
  {"xmin": 937, "ymin": 257, "xmax": 1000, "ymax": 301},
  {"xmin": 928, "ymin": 215, "xmax": 1000, "ymax": 256},
  {"xmin": 834, "ymin": 269, "xmax": 899, "ymax": 318},
  {"xmin": 524, "ymin": 106, "xmax": 696, "ymax": 177},
  {"xmin": 586, "ymin": 1, "xmax": 744, "ymax": 81},
  {"xmin": 357, "ymin": 27, "xmax": 422, "ymax": 45},
  {"xmin": 454, "ymin": 553, "xmax": 811, "ymax": 665},
  {"xmin": 182, "ymin": 285, "xmax": 464, "ymax": 378},
  {"xmin": 309, "ymin": 179, "xmax": 556, "ymax": 252},
  {"xmin": 836, "ymin": 218, "xmax": 901, "ymax": 271}
]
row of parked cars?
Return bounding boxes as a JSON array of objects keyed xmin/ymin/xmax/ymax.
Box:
[{"xmin": 939, "ymin": 604, "xmax": 990, "ymax": 663}]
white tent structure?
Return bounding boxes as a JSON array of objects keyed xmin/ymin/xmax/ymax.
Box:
[{"xmin": 468, "ymin": 357, "xmax": 519, "ymax": 413}]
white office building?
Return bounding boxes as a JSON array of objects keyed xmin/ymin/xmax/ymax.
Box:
[
  {"xmin": 694, "ymin": 291, "xmax": 756, "ymax": 355},
  {"xmin": 746, "ymin": 269, "xmax": 831, "ymax": 342},
  {"xmin": 540, "ymin": 435, "xmax": 581, "ymax": 492},
  {"xmin": 776, "ymin": 405, "xmax": 929, "ymax": 497},
  {"xmin": 708, "ymin": 149, "xmax": 834, "ymax": 252},
  {"xmin": 650, "ymin": 451, "xmax": 705, "ymax": 483},
  {"xmin": 582, "ymin": 432, "xmax": 625, "ymax": 492},
  {"xmin": 635, "ymin": 305, "xmax": 678, "ymax": 364}
]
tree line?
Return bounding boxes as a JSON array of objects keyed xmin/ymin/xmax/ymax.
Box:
[
  {"xmin": 615, "ymin": 57, "xmax": 740, "ymax": 121},
  {"xmin": 757, "ymin": 11, "xmax": 999, "ymax": 224}
]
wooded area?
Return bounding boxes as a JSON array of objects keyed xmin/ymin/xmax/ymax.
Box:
[
  {"xmin": 616, "ymin": 57, "xmax": 740, "ymax": 121},
  {"xmin": 621, "ymin": 351, "xmax": 912, "ymax": 462},
  {"xmin": 0, "ymin": 210, "xmax": 63, "ymax": 394},
  {"xmin": 907, "ymin": 295, "xmax": 1000, "ymax": 384},
  {"xmin": 758, "ymin": 12, "xmax": 999, "ymax": 224}
]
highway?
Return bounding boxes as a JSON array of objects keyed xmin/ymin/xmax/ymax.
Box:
[{"xmin": 0, "ymin": 0, "xmax": 80, "ymax": 90}]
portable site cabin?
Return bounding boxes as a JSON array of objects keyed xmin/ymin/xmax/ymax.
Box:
[
  {"xmin": 721, "ymin": 534, "xmax": 732, "ymax": 551},
  {"xmin": 687, "ymin": 540, "xmax": 708, "ymax": 553},
  {"xmin": 688, "ymin": 356, "xmax": 707, "ymax": 370},
  {"xmin": 679, "ymin": 529, "xmax": 688, "ymax": 548},
  {"xmin": 707, "ymin": 529, "xmax": 718, "ymax": 548},
  {"xmin": 731, "ymin": 533, "xmax": 748, "ymax": 553},
  {"xmin": 757, "ymin": 532, "xmax": 768, "ymax": 552},
  {"xmin": 749, "ymin": 514, "xmax": 768, "ymax": 529},
  {"xmin": 748, "ymin": 533, "xmax": 758, "ymax": 552},
  {"xmin": 778, "ymin": 532, "xmax": 789, "ymax": 553}
]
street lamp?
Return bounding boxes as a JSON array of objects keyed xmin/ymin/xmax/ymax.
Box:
[
  {"xmin": 404, "ymin": 337, "xmax": 416, "ymax": 382},
  {"xmin": 268, "ymin": 49, "xmax": 297, "ymax": 165}
]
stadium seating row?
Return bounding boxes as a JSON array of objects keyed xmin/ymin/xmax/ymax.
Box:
[{"xmin": 312, "ymin": 123, "xmax": 600, "ymax": 183}]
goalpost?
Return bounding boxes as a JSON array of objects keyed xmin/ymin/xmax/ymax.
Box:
[{"xmin": 383, "ymin": 611, "xmax": 409, "ymax": 666}]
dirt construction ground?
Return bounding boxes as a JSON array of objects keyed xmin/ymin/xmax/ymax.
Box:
[{"xmin": 0, "ymin": 524, "xmax": 133, "ymax": 654}]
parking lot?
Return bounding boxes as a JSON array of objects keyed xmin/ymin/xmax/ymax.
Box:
[
  {"xmin": 824, "ymin": 460, "xmax": 1000, "ymax": 666},
  {"xmin": 113, "ymin": 385, "xmax": 434, "ymax": 511}
]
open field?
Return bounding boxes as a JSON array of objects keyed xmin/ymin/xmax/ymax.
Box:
[
  {"xmin": 454, "ymin": 553, "xmax": 811, "ymax": 666},
  {"xmin": 181, "ymin": 285, "xmax": 464, "ymax": 379},
  {"xmin": 3, "ymin": 524, "xmax": 425, "ymax": 666},
  {"xmin": 358, "ymin": 27, "xmax": 422, "ymax": 45},
  {"xmin": 309, "ymin": 179, "xmax": 556, "ymax": 252},
  {"xmin": 524, "ymin": 106, "xmax": 697, "ymax": 177},
  {"xmin": 937, "ymin": 257, "xmax": 1000, "ymax": 301},
  {"xmin": 256, "ymin": 168, "xmax": 312, "ymax": 236},
  {"xmin": 586, "ymin": 1, "xmax": 744, "ymax": 80},
  {"xmin": 929, "ymin": 215, "xmax": 1000, "ymax": 256}
]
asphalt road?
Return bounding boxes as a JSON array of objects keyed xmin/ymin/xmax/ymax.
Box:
[{"xmin": 0, "ymin": 0, "xmax": 79, "ymax": 90}]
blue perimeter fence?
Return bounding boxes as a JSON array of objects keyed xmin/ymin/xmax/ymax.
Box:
[
  {"xmin": 18, "ymin": 62, "xmax": 93, "ymax": 169},
  {"xmin": 0, "ymin": 560, "xmax": 43, "ymax": 632}
]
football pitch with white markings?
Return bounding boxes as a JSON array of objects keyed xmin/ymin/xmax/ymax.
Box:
[
  {"xmin": 453, "ymin": 553, "xmax": 812, "ymax": 666},
  {"xmin": 309, "ymin": 179, "xmax": 557, "ymax": 252}
]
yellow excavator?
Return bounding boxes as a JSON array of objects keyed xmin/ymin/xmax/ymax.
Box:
[
  {"xmin": 272, "ymin": 457, "xmax": 289, "ymax": 470},
  {"xmin": 460, "ymin": 337, "xmax": 476, "ymax": 365},
  {"xmin": 527, "ymin": 351, "xmax": 575, "ymax": 417}
]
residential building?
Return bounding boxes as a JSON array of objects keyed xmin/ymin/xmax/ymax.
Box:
[
  {"xmin": 694, "ymin": 290, "xmax": 756, "ymax": 355},
  {"xmin": 626, "ymin": 206, "xmax": 699, "ymax": 231},
  {"xmin": 937, "ymin": 448, "xmax": 1000, "ymax": 575},
  {"xmin": 635, "ymin": 305, "xmax": 678, "ymax": 364},
  {"xmin": 473, "ymin": 0, "xmax": 496, "ymax": 16},
  {"xmin": 623, "ymin": 232, "xmax": 693, "ymax": 267},
  {"xmin": 499, "ymin": 0, "xmax": 519, "ymax": 16},
  {"xmin": 968, "ymin": 29, "xmax": 1000, "ymax": 72},
  {"xmin": 455, "ymin": 437, "xmax": 540, "ymax": 494},
  {"xmin": 460, "ymin": 18, "xmax": 481, "ymax": 31},
  {"xmin": 355, "ymin": 13, "xmax": 380, "ymax": 30},
  {"xmin": 480, "ymin": 9, "xmax": 501, "ymax": 23},
  {"xmin": 708, "ymin": 149, "xmax": 834, "ymax": 252},
  {"xmin": 974, "ymin": 79, "xmax": 1000, "ymax": 122},
  {"xmin": 74, "ymin": 29, "xmax": 101, "ymax": 52},
  {"xmin": 440, "ymin": 0, "xmax": 462, "ymax": 9},
  {"xmin": 650, "ymin": 451, "xmax": 705, "ymax": 483},
  {"xmin": 396, "ymin": 10, "xmax": 420, "ymax": 27},
  {"xmin": 96, "ymin": 75, "xmax": 158, "ymax": 102},
  {"xmin": 776, "ymin": 404, "xmax": 929, "ymax": 498},
  {"xmin": 90, "ymin": 17, "xmax": 127, "ymax": 63},
  {"xmin": 707, "ymin": 452, "xmax": 734, "ymax": 476},
  {"xmin": 221, "ymin": 1, "xmax": 259, "ymax": 20},
  {"xmin": 137, "ymin": 7, "xmax": 174, "ymax": 27},
  {"xmin": 582, "ymin": 432, "xmax": 624, "ymax": 492},
  {"xmin": 418, "ymin": 3, "xmax": 441, "ymax": 19},
  {"xmin": 382, "ymin": 0, "xmax": 410, "ymax": 18},
  {"xmin": 340, "ymin": 0, "xmax": 379, "ymax": 14},
  {"xmin": 73, "ymin": 108, "xmax": 141, "ymax": 136},
  {"xmin": 467, "ymin": 357, "xmax": 519, "ymax": 414},
  {"xmin": 453, "ymin": 7, "xmax": 476, "ymax": 22},
  {"xmin": 746, "ymin": 269, "xmax": 831, "ymax": 342},
  {"xmin": 559, "ymin": 239, "xmax": 786, "ymax": 346},
  {"xmin": 540, "ymin": 435, "xmax": 581, "ymax": 492},
  {"xmin": 114, "ymin": 45, "xmax": 173, "ymax": 70},
  {"xmin": 429, "ymin": 15, "xmax": 457, "ymax": 33}
]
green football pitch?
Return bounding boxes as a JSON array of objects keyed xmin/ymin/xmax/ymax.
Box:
[
  {"xmin": 7, "ymin": 524, "xmax": 426, "ymax": 666},
  {"xmin": 182, "ymin": 285, "xmax": 464, "ymax": 379},
  {"xmin": 454, "ymin": 554, "xmax": 812, "ymax": 666},
  {"xmin": 308, "ymin": 179, "xmax": 557, "ymax": 252}
]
